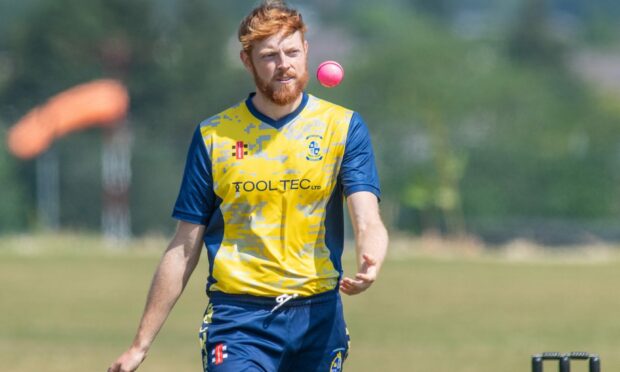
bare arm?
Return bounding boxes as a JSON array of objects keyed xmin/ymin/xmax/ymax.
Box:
[
  {"xmin": 340, "ymin": 191, "xmax": 388, "ymax": 296},
  {"xmin": 108, "ymin": 221, "xmax": 205, "ymax": 372}
]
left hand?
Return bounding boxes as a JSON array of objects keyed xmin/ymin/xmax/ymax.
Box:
[
  {"xmin": 339, "ymin": 253, "xmax": 378, "ymax": 295},
  {"xmin": 108, "ymin": 346, "xmax": 147, "ymax": 372}
]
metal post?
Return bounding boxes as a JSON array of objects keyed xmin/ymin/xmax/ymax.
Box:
[
  {"xmin": 532, "ymin": 355, "xmax": 543, "ymax": 372},
  {"xmin": 37, "ymin": 148, "xmax": 60, "ymax": 230},
  {"xmin": 102, "ymin": 123, "xmax": 132, "ymax": 243},
  {"xmin": 559, "ymin": 355, "xmax": 570, "ymax": 372},
  {"xmin": 589, "ymin": 355, "xmax": 600, "ymax": 372}
]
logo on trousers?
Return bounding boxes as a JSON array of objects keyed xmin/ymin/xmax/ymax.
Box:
[
  {"xmin": 329, "ymin": 350, "xmax": 344, "ymax": 372},
  {"xmin": 212, "ymin": 343, "xmax": 228, "ymax": 365}
]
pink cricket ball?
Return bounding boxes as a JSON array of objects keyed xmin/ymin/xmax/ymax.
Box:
[{"xmin": 317, "ymin": 60, "xmax": 344, "ymax": 88}]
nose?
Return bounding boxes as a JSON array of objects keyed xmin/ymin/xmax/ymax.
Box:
[{"xmin": 275, "ymin": 50, "xmax": 291, "ymax": 70}]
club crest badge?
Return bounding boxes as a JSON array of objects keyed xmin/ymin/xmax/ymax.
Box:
[
  {"xmin": 329, "ymin": 350, "xmax": 344, "ymax": 372},
  {"xmin": 305, "ymin": 134, "xmax": 323, "ymax": 161}
]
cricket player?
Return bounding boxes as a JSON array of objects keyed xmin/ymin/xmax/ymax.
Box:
[{"xmin": 108, "ymin": 1, "xmax": 388, "ymax": 371}]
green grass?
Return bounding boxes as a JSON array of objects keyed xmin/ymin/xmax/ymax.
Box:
[{"xmin": 2, "ymin": 235, "xmax": 620, "ymax": 371}]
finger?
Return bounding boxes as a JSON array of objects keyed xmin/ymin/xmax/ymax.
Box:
[
  {"xmin": 346, "ymin": 278, "xmax": 365, "ymax": 286},
  {"xmin": 342, "ymin": 277, "xmax": 364, "ymax": 286},
  {"xmin": 355, "ymin": 273, "xmax": 376, "ymax": 283},
  {"xmin": 341, "ymin": 283, "xmax": 363, "ymax": 295},
  {"xmin": 342, "ymin": 278, "xmax": 369, "ymax": 292},
  {"xmin": 339, "ymin": 283, "xmax": 355, "ymax": 295},
  {"xmin": 340, "ymin": 280, "xmax": 354, "ymax": 289},
  {"xmin": 340, "ymin": 281, "xmax": 360, "ymax": 294},
  {"xmin": 340, "ymin": 284, "xmax": 359, "ymax": 295}
]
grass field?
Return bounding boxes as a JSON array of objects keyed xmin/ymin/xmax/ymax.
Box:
[{"xmin": 2, "ymin": 234, "xmax": 620, "ymax": 371}]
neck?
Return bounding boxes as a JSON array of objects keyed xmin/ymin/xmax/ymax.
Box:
[{"xmin": 251, "ymin": 90, "xmax": 303, "ymax": 121}]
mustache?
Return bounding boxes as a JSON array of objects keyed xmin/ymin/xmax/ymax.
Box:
[{"xmin": 274, "ymin": 70, "xmax": 296, "ymax": 80}]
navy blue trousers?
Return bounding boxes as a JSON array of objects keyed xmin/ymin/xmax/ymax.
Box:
[{"xmin": 199, "ymin": 290, "xmax": 349, "ymax": 372}]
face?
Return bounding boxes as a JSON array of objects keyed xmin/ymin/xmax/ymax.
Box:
[{"xmin": 242, "ymin": 30, "xmax": 309, "ymax": 106}]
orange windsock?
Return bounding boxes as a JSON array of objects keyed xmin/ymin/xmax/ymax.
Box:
[{"xmin": 7, "ymin": 79, "xmax": 129, "ymax": 159}]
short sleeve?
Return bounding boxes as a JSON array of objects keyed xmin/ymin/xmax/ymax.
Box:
[
  {"xmin": 340, "ymin": 112, "xmax": 381, "ymax": 199},
  {"xmin": 171, "ymin": 126, "xmax": 216, "ymax": 225}
]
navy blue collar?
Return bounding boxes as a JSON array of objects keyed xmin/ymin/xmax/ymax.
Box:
[{"xmin": 245, "ymin": 92, "xmax": 309, "ymax": 129}]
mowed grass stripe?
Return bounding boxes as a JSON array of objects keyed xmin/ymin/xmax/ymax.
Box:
[
  {"xmin": 2, "ymin": 242, "xmax": 620, "ymax": 371},
  {"xmin": 343, "ymin": 257, "xmax": 620, "ymax": 371}
]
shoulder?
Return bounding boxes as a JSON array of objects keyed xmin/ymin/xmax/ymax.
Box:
[
  {"xmin": 308, "ymin": 96, "xmax": 368, "ymax": 132},
  {"xmin": 306, "ymin": 94, "xmax": 355, "ymax": 121},
  {"xmin": 198, "ymin": 100, "xmax": 247, "ymax": 131}
]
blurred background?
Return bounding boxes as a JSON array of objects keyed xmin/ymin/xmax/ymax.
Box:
[
  {"xmin": 1, "ymin": 0, "xmax": 620, "ymax": 245},
  {"xmin": 2, "ymin": 0, "xmax": 620, "ymax": 246},
  {"xmin": 2, "ymin": 1, "xmax": 620, "ymax": 371}
]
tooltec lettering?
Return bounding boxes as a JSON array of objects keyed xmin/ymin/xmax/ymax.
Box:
[{"xmin": 231, "ymin": 179, "xmax": 321, "ymax": 193}]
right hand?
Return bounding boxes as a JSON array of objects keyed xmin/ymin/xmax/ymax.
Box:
[
  {"xmin": 108, "ymin": 347, "xmax": 147, "ymax": 372},
  {"xmin": 340, "ymin": 253, "xmax": 378, "ymax": 296}
]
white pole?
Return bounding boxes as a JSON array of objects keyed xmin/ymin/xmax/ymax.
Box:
[
  {"xmin": 102, "ymin": 122, "xmax": 132, "ymax": 243},
  {"xmin": 36, "ymin": 147, "xmax": 60, "ymax": 230}
]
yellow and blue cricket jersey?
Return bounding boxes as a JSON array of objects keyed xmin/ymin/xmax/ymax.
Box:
[{"xmin": 173, "ymin": 92, "xmax": 380, "ymax": 297}]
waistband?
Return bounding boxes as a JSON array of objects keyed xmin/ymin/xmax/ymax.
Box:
[{"xmin": 208, "ymin": 289, "xmax": 339, "ymax": 308}]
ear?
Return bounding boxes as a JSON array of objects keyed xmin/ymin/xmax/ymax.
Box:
[
  {"xmin": 240, "ymin": 50, "xmax": 254, "ymax": 74},
  {"xmin": 303, "ymin": 39, "xmax": 308, "ymax": 55}
]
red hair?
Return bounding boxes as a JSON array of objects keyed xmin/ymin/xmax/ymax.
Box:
[{"xmin": 238, "ymin": 1, "xmax": 307, "ymax": 53}]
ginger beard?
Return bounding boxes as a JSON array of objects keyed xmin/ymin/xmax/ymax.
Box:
[{"xmin": 250, "ymin": 60, "xmax": 309, "ymax": 106}]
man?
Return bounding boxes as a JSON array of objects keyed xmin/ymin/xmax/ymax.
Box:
[{"xmin": 108, "ymin": 1, "xmax": 388, "ymax": 371}]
